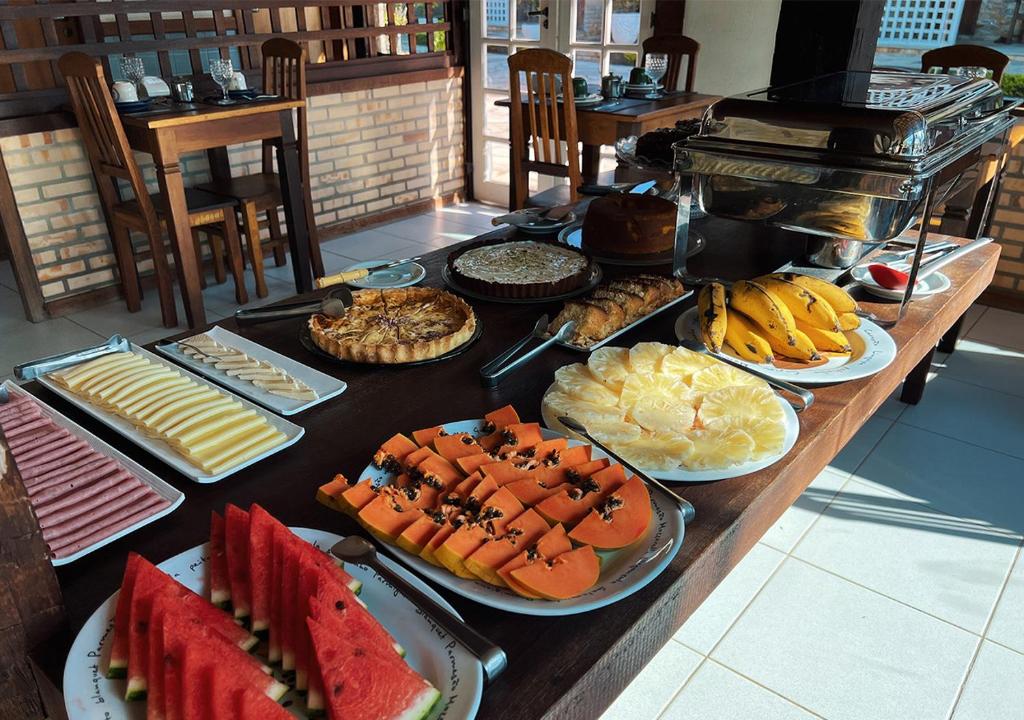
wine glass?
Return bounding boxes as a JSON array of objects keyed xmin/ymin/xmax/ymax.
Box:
[
  {"xmin": 210, "ymin": 58, "xmax": 234, "ymax": 105},
  {"xmin": 119, "ymin": 55, "xmax": 146, "ymax": 98},
  {"xmin": 644, "ymin": 52, "xmax": 668, "ymax": 98}
]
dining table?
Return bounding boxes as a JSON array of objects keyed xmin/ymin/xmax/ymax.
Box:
[
  {"xmin": 27, "ymin": 210, "xmax": 999, "ymax": 719},
  {"xmin": 119, "ymin": 97, "xmax": 314, "ymax": 328}
]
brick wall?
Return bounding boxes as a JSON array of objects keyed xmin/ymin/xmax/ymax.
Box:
[
  {"xmin": 987, "ymin": 136, "xmax": 1024, "ymax": 294},
  {"xmin": 0, "ymin": 76, "xmax": 464, "ymax": 301}
]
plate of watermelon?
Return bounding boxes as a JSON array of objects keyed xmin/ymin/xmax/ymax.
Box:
[
  {"xmin": 62, "ymin": 504, "xmax": 483, "ymax": 720},
  {"xmin": 317, "ymin": 404, "xmax": 686, "ymax": 617}
]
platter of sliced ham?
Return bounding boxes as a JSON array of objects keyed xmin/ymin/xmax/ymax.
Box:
[{"xmin": 0, "ymin": 381, "xmax": 183, "ymax": 565}]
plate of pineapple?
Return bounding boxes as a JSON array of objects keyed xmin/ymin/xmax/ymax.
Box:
[
  {"xmin": 676, "ymin": 273, "xmax": 897, "ymax": 385},
  {"xmin": 541, "ymin": 342, "xmax": 799, "ymax": 482}
]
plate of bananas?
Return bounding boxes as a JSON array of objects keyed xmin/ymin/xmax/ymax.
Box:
[{"xmin": 677, "ymin": 273, "xmax": 897, "ymax": 386}]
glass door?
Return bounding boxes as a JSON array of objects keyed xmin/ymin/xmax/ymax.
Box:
[{"xmin": 562, "ymin": 0, "xmax": 655, "ymax": 91}]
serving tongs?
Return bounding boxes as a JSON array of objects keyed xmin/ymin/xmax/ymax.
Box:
[
  {"xmin": 331, "ymin": 535, "xmax": 507, "ymax": 684},
  {"xmin": 234, "ymin": 288, "xmax": 353, "ymax": 325},
  {"xmin": 490, "ymin": 204, "xmax": 575, "ymax": 228},
  {"xmin": 479, "ymin": 316, "xmax": 576, "ymax": 387},
  {"xmin": 14, "ymin": 334, "xmax": 131, "ymax": 380}
]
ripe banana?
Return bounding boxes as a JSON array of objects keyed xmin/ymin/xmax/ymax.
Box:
[
  {"xmin": 766, "ymin": 273, "xmax": 858, "ymax": 314},
  {"xmin": 724, "ymin": 310, "xmax": 774, "ymax": 364},
  {"xmin": 756, "ymin": 276, "xmax": 841, "ymax": 332},
  {"xmin": 796, "ymin": 320, "xmax": 851, "ymax": 354},
  {"xmin": 764, "ymin": 326, "xmax": 821, "ymax": 362},
  {"xmin": 698, "ymin": 283, "xmax": 727, "ymax": 353},
  {"xmin": 837, "ymin": 312, "xmax": 861, "ymax": 331},
  {"xmin": 729, "ymin": 280, "xmax": 798, "ymax": 346}
]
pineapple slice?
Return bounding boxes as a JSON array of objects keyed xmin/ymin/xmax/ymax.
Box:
[
  {"xmin": 685, "ymin": 427, "xmax": 756, "ymax": 469},
  {"xmin": 660, "ymin": 346, "xmax": 718, "ymax": 383},
  {"xmin": 628, "ymin": 342, "xmax": 675, "ymax": 374},
  {"xmin": 611, "ymin": 433, "xmax": 694, "ymax": 471},
  {"xmin": 587, "ymin": 346, "xmax": 631, "ymax": 391},
  {"xmin": 618, "ymin": 373, "xmax": 690, "ymax": 410},
  {"xmin": 699, "ymin": 385, "xmax": 784, "ymax": 426},
  {"xmin": 553, "ymin": 363, "xmax": 621, "ymax": 406},
  {"xmin": 689, "ymin": 363, "xmax": 766, "ymax": 394},
  {"xmin": 628, "ymin": 395, "xmax": 697, "ymax": 434}
]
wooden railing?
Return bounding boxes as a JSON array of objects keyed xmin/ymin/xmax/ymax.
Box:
[{"xmin": 0, "ymin": 1, "xmax": 462, "ymax": 119}]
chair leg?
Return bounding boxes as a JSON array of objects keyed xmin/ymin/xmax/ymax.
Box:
[
  {"xmin": 209, "ymin": 232, "xmax": 227, "ymax": 285},
  {"xmin": 242, "ymin": 201, "xmax": 269, "ymax": 298},
  {"xmin": 111, "ymin": 223, "xmax": 141, "ymax": 312},
  {"xmin": 191, "ymin": 229, "xmax": 207, "ymax": 289},
  {"xmin": 266, "ymin": 207, "xmax": 287, "ymax": 267},
  {"xmin": 302, "ymin": 190, "xmax": 324, "ymax": 278},
  {"xmin": 145, "ymin": 219, "xmax": 178, "ymax": 328},
  {"xmin": 220, "ymin": 210, "xmax": 248, "ymax": 305}
]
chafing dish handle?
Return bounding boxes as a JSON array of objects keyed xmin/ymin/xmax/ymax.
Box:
[{"xmin": 964, "ymin": 98, "xmax": 1022, "ymax": 124}]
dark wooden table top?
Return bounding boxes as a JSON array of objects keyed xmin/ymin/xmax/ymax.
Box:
[
  {"xmin": 36, "ymin": 218, "xmax": 998, "ymax": 720},
  {"xmin": 119, "ymin": 97, "xmax": 304, "ymax": 129},
  {"xmin": 496, "ymin": 91, "xmax": 717, "ymax": 120}
]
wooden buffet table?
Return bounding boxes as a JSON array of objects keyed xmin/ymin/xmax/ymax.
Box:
[
  {"xmin": 121, "ymin": 99, "xmax": 314, "ymax": 328},
  {"xmin": 35, "ymin": 226, "xmax": 998, "ymax": 720}
]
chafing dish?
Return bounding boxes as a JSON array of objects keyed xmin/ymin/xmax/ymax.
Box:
[{"xmin": 670, "ymin": 71, "xmax": 1017, "ymax": 322}]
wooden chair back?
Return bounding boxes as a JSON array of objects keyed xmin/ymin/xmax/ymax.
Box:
[
  {"xmin": 921, "ymin": 44, "xmax": 1009, "ymax": 82},
  {"xmin": 58, "ymin": 52, "xmax": 159, "ymax": 223},
  {"xmin": 507, "ymin": 48, "xmax": 581, "ymax": 210},
  {"xmin": 642, "ymin": 35, "xmax": 700, "ymax": 92},
  {"xmin": 261, "ymin": 39, "xmax": 308, "ymax": 176}
]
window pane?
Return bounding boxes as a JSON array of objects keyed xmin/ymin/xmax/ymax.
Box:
[
  {"xmin": 515, "ymin": 0, "xmax": 541, "ymax": 40},
  {"xmin": 485, "ymin": 0, "xmax": 510, "ymax": 39},
  {"xmin": 484, "ymin": 91, "xmax": 509, "ymax": 138},
  {"xmin": 573, "ymin": 49, "xmax": 602, "ymax": 88},
  {"xmin": 610, "ymin": 0, "xmax": 640, "ymax": 44},
  {"xmin": 485, "ymin": 45, "xmax": 510, "ymax": 90},
  {"xmin": 415, "ymin": 32, "xmax": 429, "ymax": 52},
  {"xmin": 485, "ymin": 139, "xmax": 510, "ymax": 185},
  {"xmin": 608, "ymin": 51, "xmax": 637, "ymax": 80},
  {"xmin": 575, "ymin": 0, "xmax": 604, "ymax": 43}
]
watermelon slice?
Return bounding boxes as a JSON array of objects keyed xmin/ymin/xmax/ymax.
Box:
[
  {"xmin": 268, "ymin": 524, "xmax": 287, "ymax": 664},
  {"xmin": 234, "ymin": 683, "xmax": 293, "ymax": 719},
  {"xmin": 248, "ymin": 504, "xmax": 275, "ymax": 634},
  {"xmin": 106, "ymin": 552, "xmax": 142, "ymax": 678},
  {"xmin": 279, "ymin": 533, "xmax": 300, "ymax": 672},
  {"xmin": 146, "ymin": 596, "xmax": 170, "ymax": 720},
  {"xmin": 161, "ymin": 621, "xmax": 182, "ymax": 720},
  {"xmin": 209, "ymin": 510, "xmax": 230, "ymax": 609},
  {"xmin": 309, "ymin": 573, "xmax": 404, "ymax": 658},
  {"xmin": 307, "ymin": 616, "xmax": 439, "ymax": 720},
  {"xmin": 179, "ymin": 643, "xmax": 207, "ymax": 720},
  {"xmin": 125, "ymin": 557, "xmax": 257, "ymax": 700},
  {"xmin": 224, "ymin": 504, "xmax": 252, "ymax": 621}
]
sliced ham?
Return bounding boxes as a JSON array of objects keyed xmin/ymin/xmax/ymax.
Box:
[
  {"xmin": 23, "ymin": 456, "xmax": 114, "ymax": 490},
  {"xmin": 30, "ymin": 467, "xmax": 129, "ymax": 507},
  {"xmin": 40, "ymin": 482, "xmax": 152, "ymax": 540},
  {"xmin": 14, "ymin": 432, "xmax": 77, "ymax": 462},
  {"xmin": 19, "ymin": 444, "xmax": 96, "ymax": 479},
  {"xmin": 37, "ymin": 481, "xmax": 150, "ymax": 530},
  {"xmin": 3, "ymin": 427, "xmax": 69, "ymax": 455},
  {"xmin": 49, "ymin": 497, "xmax": 171, "ymax": 558},
  {"xmin": 5, "ymin": 417, "xmax": 50, "ymax": 437},
  {"xmin": 8, "ymin": 428, "xmax": 51, "ymax": 450}
]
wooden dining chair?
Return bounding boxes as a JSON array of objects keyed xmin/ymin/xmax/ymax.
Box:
[
  {"xmin": 198, "ymin": 38, "xmax": 323, "ymax": 298},
  {"xmin": 921, "ymin": 44, "xmax": 1009, "ymax": 82},
  {"xmin": 642, "ymin": 35, "xmax": 700, "ymax": 93},
  {"xmin": 58, "ymin": 52, "xmax": 248, "ymax": 327},
  {"xmin": 507, "ymin": 48, "xmax": 582, "ymax": 211}
]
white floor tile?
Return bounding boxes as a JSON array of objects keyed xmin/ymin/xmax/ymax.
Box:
[
  {"xmin": 0, "ymin": 284, "xmax": 27, "ymax": 334},
  {"xmin": 966, "ymin": 306, "xmax": 1024, "ymax": 353},
  {"xmin": 898, "ymin": 376, "xmax": 1024, "ymax": 460},
  {"xmin": 951, "ymin": 641, "xmax": 1024, "ymax": 720},
  {"xmin": 939, "ymin": 339, "xmax": 1024, "ymax": 399},
  {"xmin": 760, "ymin": 469, "xmax": 849, "ymax": 553},
  {"xmin": 854, "ymin": 423, "xmax": 1024, "ymax": 537},
  {"xmin": 69, "ymin": 292, "xmax": 186, "ymax": 340},
  {"xmin": 712, "ymin": 559, "xmax": 978, "ymax": 720},
  {"xmin": 599, "ymin": 641, "xmax": 702, "ymax": 720},
  {"xmin": 960, "ymin": 304, "xmax": 987, "ymax": 336},
  {"xmin": 0, "ymin": 317, "xmax": 103, "ymax": 373},
  {"xmin": 792, "ymin": 479, "xmax": 1020, "ymax": 633},
  {"xmin": 987, "ymin": 550, "xmax": 1024, "ymax": 655},
  {"xmin": 321, "ymin": 229, "xmax": 423, "ymax": 262},
  {"xmin": 674, "ymin": 544, "xmax": 786, "ymax": 654},
  {"xmin": 873, "ymin": 387, "xmax": 907, "ymax": 421},
  {"xmin": 827, "ymin": 415, "xmax": 892, "ymax": 476},
  {"xmin": 661, "ymin": 660, "xmax": 819, "ymax": 720},
  {"xmin": 378, "ymin": 215, "xmax": 482, "ymax": 245}
]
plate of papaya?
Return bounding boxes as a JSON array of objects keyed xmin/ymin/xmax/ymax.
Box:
[{"xmin": 317, "ymin": 404, "xmax": 686, "ymax": 616}]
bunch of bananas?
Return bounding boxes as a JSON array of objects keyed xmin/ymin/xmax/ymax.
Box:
[{"xmin": 697, "ymin": 274, "xmax": 861, "ymax": 364}]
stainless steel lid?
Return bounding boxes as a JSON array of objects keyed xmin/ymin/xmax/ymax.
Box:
[{"xmin": 690, "ymin": 71, "xmax": 1009, "ymax": 169}]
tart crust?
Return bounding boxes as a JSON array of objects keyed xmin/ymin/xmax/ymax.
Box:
[
  {"xmin": 308, "ymin": 287, "xmax": 477, "ymax": 364},
  {"xmin": 447, "ymin": 239, "xmax": 594, "ymax": 299}
]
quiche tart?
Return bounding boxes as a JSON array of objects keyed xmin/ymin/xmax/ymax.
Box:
[
  {"xmin": 308, "ymin": 287, "xmax": 477, "ymax": 364},
  {"xmin": 447, "ymin": 239, "xmax": 594, "ymax": 299}
]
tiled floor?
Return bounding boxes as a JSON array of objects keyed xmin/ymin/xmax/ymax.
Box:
[{"xmin": 2, "ymin": 203, "xmax": 1022, "ymax": 719}]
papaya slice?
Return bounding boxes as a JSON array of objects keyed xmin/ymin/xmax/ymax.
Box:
[
  {"xmin": 433, "ymin": 433, "xmax": 484, "ymax": 461},
  {"xmin": 457, "ymin": 451, "xmax": 499, "ymax": 476},
  {"xmin": 335, "ymin": 478, "xmax": 379, "ymax": 517},
  {"xmin": 464, "ymin": 509, "xmax": 551, "ymax": 587},
  {"xmin": 509, "ymin": 545, "xmax": 601, "ymax": 600},
  {"xmin": 435, "ymin": 487, "xmax": 524, "ymax": 579},
  {"xmin": 402, "ymin": 445, "xmax": 434, "ymax": 472},
  {"xmin": 496, "ymin": 422, "xmax": 544, "ymax": 455},
  {"xmin": 532, "ymin": 457, "xmax": 609, "ymax": 490},
  {"xmin": 480, "ymin": 459, "xmax": 533, "ymax": 486},
  {"xmin": 372, "ymin": 433, "xmax": 419, "ymax": 471},
  {"xmin": 498, "ymin": 524, "xmax": 573, "ymax": 599},
  {"xmin": 485, "ymin": 404, "xmax": 520, "ymax": 430},
  {"xmin": 535, "ymin": 464, "xmax": 628, "ymax": 527},
  {"xmin": 569, "ymin": 475, "xmax": 652, "ymax": 549},
  {"xmin": 419, "ymin": 474, "xmax": 496, "ymax": 566},
  {"xmin": 526, "ymin": 437, "xmax": 569, "ymax": 463},
  {"xmin": 419, "ymin": 523, "xmax": 456, "ymax": 567},
  {"xmin": 315, "ymin": 475, "xmax": 349, "ymax": 511},
  {"xmin": 396, "ymin": 510, "xmax": 448, "ymax": 556},
  {"xmin": 539, "ymin": 443, "xmax": 591, "ymax": 469},
  {"xmin": 504, "ymin": 479, "xmax": 569, "ymax": 506},
  {"xmin": 414, "ymin": 451, "xmax": 462, "ymax": 490},
  {"xmin": 357, "ymin": 489, "xmax": 424, "ymax": 544},
  {"xmin": 411, "ymin": 425, "xmax": 445, "ymax": 447}
]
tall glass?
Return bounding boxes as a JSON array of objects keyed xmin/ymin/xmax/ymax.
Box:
[
  {"xmin": 119, "ymin": 55, "xmax": 146, "ymax": 98},
  {"xmin": 644, "ymin": 52, "xmax": 668, "ymax": 98},
  {"xmin": 210, "ymin": 58, "xmax": 234, "ymax": 105}
]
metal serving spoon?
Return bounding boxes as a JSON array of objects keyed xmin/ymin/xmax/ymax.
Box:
[
  {"xmin": 330, "ymin": 536, "xmax": 508, "ymax": 684},
  {"xmin": 557, "ymin": 416, "xmax": 696, "ymax": 523}
]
